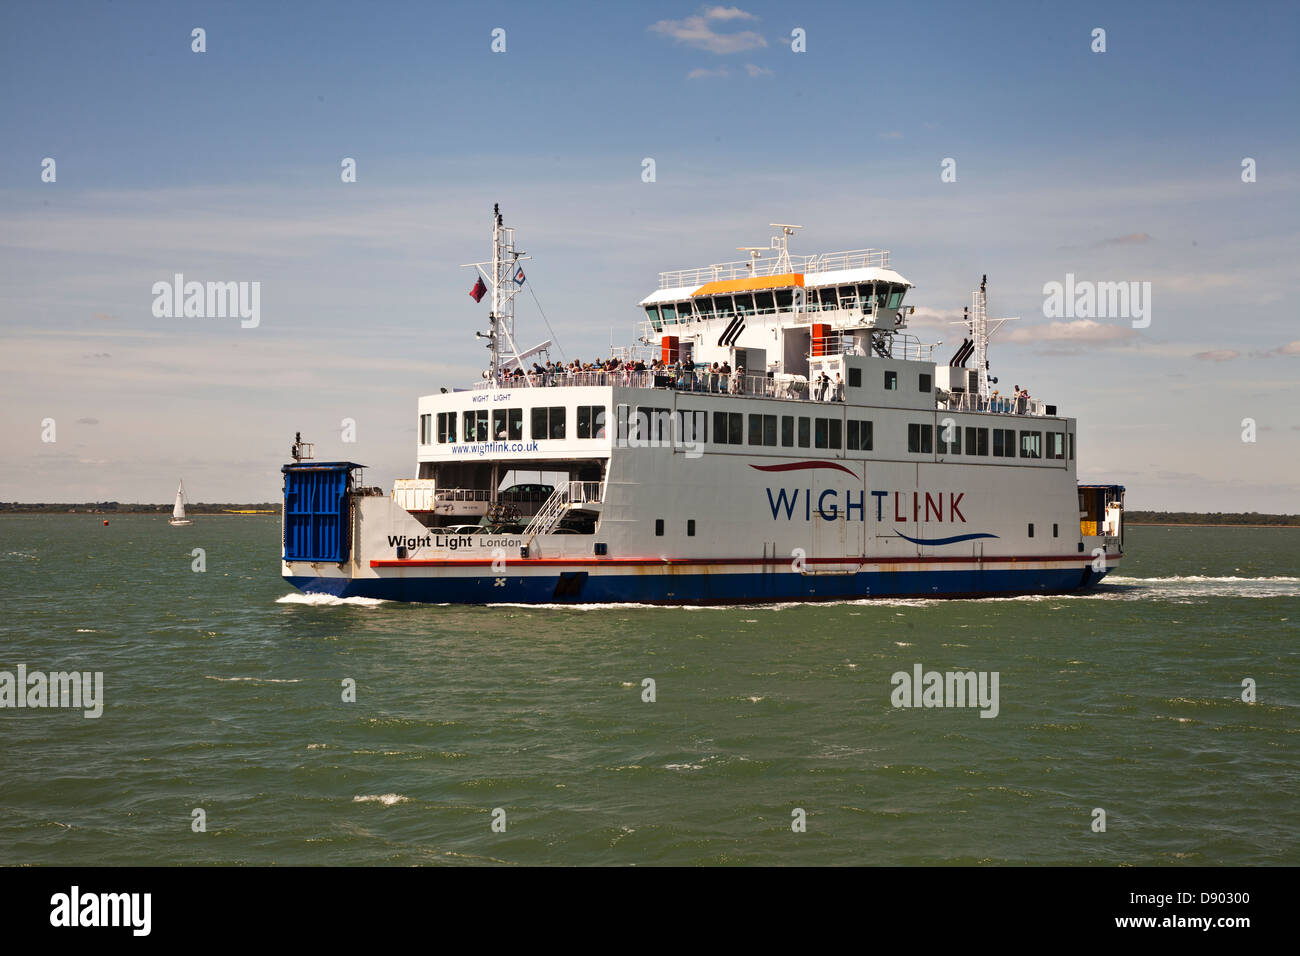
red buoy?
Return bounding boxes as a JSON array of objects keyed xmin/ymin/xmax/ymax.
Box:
[{"xmin": 103, "ymin": 520, "xmax": 109, "ymax": 526}]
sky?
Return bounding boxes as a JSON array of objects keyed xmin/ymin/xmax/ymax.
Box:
[{"xmin": 1, "ymin": 0, "xmax": 1297, "ymax": 510}]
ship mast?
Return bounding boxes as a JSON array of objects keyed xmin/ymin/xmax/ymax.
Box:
[{"xmin": 462, "ymin": 203, "xmax": 531, "ymax": 385}]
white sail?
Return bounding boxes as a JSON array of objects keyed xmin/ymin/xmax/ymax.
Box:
[{"xmin": 173, "ymin": 481, "xmax": 186, "ymax": 520}]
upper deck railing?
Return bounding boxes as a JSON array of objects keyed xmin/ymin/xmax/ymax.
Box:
[{"xmin": 658, "ymin": 249, "xmax": 892, "ymax": 289}]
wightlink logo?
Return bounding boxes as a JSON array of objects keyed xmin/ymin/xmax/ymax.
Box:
[
  {"xmin": 1042, "ymin": 272, "xmax": 1151, "ymax": 329},
  {"xmin": 151, "ymin": 273, "xmax": 260, "ymax": 328},
  {"xmin": 50, "ymin": 886, "xmax": 151, "ymax": 936},
  {"xmin": 891, "ymin": 663, "xmax": 1000, "ymax": 718},
  {"xmin": 0, "ymin": 665, "xmax": 103, "ymax": 718}
]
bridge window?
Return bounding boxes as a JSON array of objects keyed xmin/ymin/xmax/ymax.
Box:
[
  {"xmin": 755, "ymin": 291, "xmax": 775, "ymax": 313},
  {"xmin": 908, "ymin": 423, "xmax": 933, "ymax": 454},
  {"xmin": 577, "ymin": 405, "xmax": 606, "ymax": 439},
  {"xmin": 858, "ymin": 284, "xmax": 875, "ymax": 312},
  {"xmin": 645, "ymin": 305, "xmax": 662, "ymax": 331},
  {"xmin": 420, "ymin": 414, "xmax": 432, "ymax": 445},
  {"xmin": 884, "ymin": 370, "xmax": 898, "ymax": 390},
  {"xmin": 531, "ymin": 406, "xmax": 566, "ymax": 440},
  {"xmin": 919, "ymin": 373, "xmax": 932, "ymax": 393},
  {"xmin": 875, "ymin": 285, "xmax": 890, "ymax": 311},
  {"xmin": 781, "ymin": 415, "xmax": 794, "ymax": 446},
  {"xmin": 774, "ymin": 289, "xmax": 794, "ymax": 311},
  {"xmin": 734, "ymin": 293, "xmax": 754, "ymax": 316},
  {"xmin": 714, "ymin": 295, "xmax": 735, "ymax": 319},
  {"xmin": 1019, "ymin": 431, "xmax": 1042, "ymax": 459},
  {"xmin": 1047, "ymin": 431, "xmax": 1065, "ymax": 460},
  {"xmin": 798, "ymin": 417, "xmax": 810, "ymax": 447},
  {"xmin": 660, "ymin": 303, "xmax": 677, "ymax": 326},
  {"xmin": 696, "ymin": 296, "xmax": 715, "ymax": 318},
  {"xmin": 888, "ymin": 285, "xmax": 905, "ymax": 309},
  {"xmin": 938, "ymin": 422, "xmax": 960, "ymax": 455}
]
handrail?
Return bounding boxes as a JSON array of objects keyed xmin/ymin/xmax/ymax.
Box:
[{"xmin": 658, "ymin": 248, "xmax": 892, "ymax": 288}]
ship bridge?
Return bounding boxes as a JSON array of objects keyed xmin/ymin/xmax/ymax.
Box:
[{"xmin": 639, "ymin": 226, "xmax": 918, "ymax": 382}]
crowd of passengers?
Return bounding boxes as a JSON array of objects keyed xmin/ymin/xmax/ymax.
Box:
[{"xmin": 492, "ymin": 357, "xmax": 848, "ymax": 400}]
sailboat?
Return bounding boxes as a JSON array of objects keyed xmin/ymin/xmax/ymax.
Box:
[{"xmin": 169, "ymin": 480, "xmax": 193, "ymax": 526}]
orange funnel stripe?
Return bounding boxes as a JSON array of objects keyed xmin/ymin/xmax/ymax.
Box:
[{"xmin": 692, "ymin": 272, "xmax": 804, "ymax": 297}]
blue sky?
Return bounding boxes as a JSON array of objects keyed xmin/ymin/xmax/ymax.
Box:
[{"xmin": 1, "ymin": 0, "xmax": 1297, "ymax": 509}]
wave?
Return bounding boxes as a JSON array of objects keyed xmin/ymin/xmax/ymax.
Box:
[
  {"xmin": 204, "ymin": 676, "xmax": 304, "ymax": 683},
  {"xmin": 1108, "ymin": 575, "xmax": 1299, "ymax": 583},
  {"xmin": 352, "ymin": 794, "xmax": 409, "ymax": 806}
]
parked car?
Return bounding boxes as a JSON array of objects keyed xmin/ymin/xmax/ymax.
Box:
[{"xmin": 499, "ymin": 483, "xmax": 554, "ymax": 502}]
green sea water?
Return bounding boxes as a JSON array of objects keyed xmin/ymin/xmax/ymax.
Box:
[{"xmin": 0, "ymin": 517, "xmax": 1296, "ymax": 866}]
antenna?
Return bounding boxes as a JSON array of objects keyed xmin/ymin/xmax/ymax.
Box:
[
  {"xmin": 738, "ymin": 247, "xmax": 765, "ymax": 271},
  {"xmin": 461, "ymin": 204, "xmax": 532, "ymax": 385},
  {"xmin": 765, "ymin": 223, "xmax": 802, "ymax": 272}
]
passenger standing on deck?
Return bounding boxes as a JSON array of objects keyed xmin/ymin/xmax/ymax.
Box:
[{"xmin": 834, "ymin": 373, "xmax": 844, "ymax": 401}]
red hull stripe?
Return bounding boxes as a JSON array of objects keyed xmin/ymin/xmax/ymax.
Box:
[
  {"xmin": 748, "ymin": 460, "xmax": 860, "ymax": 478},
  {"xmin": 370, "ymin": 553, "xmax": 1122, "ymax": 569}
]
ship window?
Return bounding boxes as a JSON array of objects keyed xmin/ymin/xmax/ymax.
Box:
[
  {"xmin": 839, "ymin": 285, "xmax": 857, "ymax": 309},
  {"xmin": 655, "ymin": 519, "xmax": 664, "ymax": 537},
  {"xmin": 436, "ymin": 413, "xmax": 447, "ymax": 444},
  {"xmin": 938, "ymin": 421, "xmax": 960, "ymax": 455},
  {"xmin": 966, "ymin": 426, "xmax": 989, "ymax": 456},
  {"xmin": 858, "ymin": 284, "xmax": 875, "ymax": 312},
  {"xmin": 1028, "ymin": 523, "xmax": 1035, "ymax": 538},
  {"xmin": 419, "ymin": 414, "xmax": 431, "ymax": 445},
  {"xmin": 754, "ymin": 291, "xmax": 775, "ymax": 313},
  {"xmin": 531, "ymin": 406, "xmax": 566, "ymax": 440},
  {"xmin": 1019, "ymin": 431, "xmax": 1042, "ymax": 459},
  {"xmin": 508, "ymin": 408, "xmax": 523, "ymax": 441},
  {"xmin": 676, "ymin": 300, "xmax": 694, "ymax": 323},
  {"xmin": 848, "ymin": 368, "xmax": 861, "ymax": 388},
  {"xmin": 492, "ymin": 409, "xmax": 507, "ymax": 440},
  {"xmin": 615, "ymin": 404, "xmax": 630, "ymax": 442},
  {"xmin": 660, "ymin": 303, "xmax": 677, "ymax": 326},
  {"xmin": 798, "ymin": 417, "xmax": 810, "ymax": 448},
  {"xmin": 992, "ymin": 428, "xmax": 1016, "ymax": 458},
  {"xmin": 749, "ymin": 414, "xmax": 763, "ymax": 446},
  {"xmin": 774, "ymin": 289, "xmax": 793, "ymax": 311},
  {"xmin": 713, "ymin": 411, "xmax": 743, "ymax": 445},
  {"xmin": 714, "ymin": 295, "xmax": 734, "ymax": 319},
  {"xmin": 781, "ymin": 415, "xmax": 794, "ymax": 447},
  {"xmin": 908, "ymin": 423, "xmax": 933, "ymax": 454},
  {"xmin": 888, "ymin": 286, "xmax": 905, "ymax": 309},
  {"xmin": 687, "ymin": 519, "xmax": 695, "ymax": 537},
  {"xmin": 876, "ymin": 285, "xmax": 890, "ymax": 310},
  {"xmin": 734, "ymin": 293, "xmax": 754, "ymax": 316},
  {"xmin": 645, "ymin": 306, "xmax": 662, "ymax": 331},
  {"xmin": 696, "ymin": 296, "xmax": 715, "ymax": 318},
  {"xmin": 1068, "ymin": 433, "xmax": 1075, "ymax": 460},
  {"xmin": 728, "ymin": 412, "xmax": 743, "ymax": 444},
  {"xmin": 919, "ymin": 373, "xmax": 932, "ymax": 393},
  {"xmin": 764, "ymin": 415, "xmax": 777, "ymax": 446},
  {"xmin": 829, "ymin": 419, "xmax": 841, "ymax": 449},
  {"xmin": 848, "ymin": 420, "xmax": 873, "ymax": 451},
  {"xmin": 1053, "ymin": 523, "xmax": 1059, "ymax": 537},
  {"xmin": 1047, "ymin": 431, "xmax": 1065, "ymax": 460},
  {"xmin": 464, "ymin": 410, "xmax": 488, "ymax": 442},
  {"xmin": 635, "ymin": 406, "xmax": 671, "ymax": 443},
  {"xmin": 676, "ymin": 409, "xmax": 706, "ymax": 444},
  {"xmin": 818, "ymin": 287, "xmax": 838, "ymax": 311},
  {"xmin": 884, "ymin": 370, "xmax": 898, "ymax": 390},
  {"xmin": 577, "ymin": 405, "xmax": 607, "ymax": 439}
]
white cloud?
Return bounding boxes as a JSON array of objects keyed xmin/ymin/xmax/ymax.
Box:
[
  {"xmin": 1193, "ymin": 349, "xmax": 1240, "ymax": 361},
  {"xmin": 649, "ymin": 10, "xmax": 767, "ymax": 54},
  {"xmin": 1277, "ymin": 340, "xmax": 1300, "ymax": 355},
  {"xmin": 744, "ymin": 63, "xmax": 773, "ymax": 77},
  {"xmin": 687, "ymin": 66, "xmax": 729, "ymax": 80},
  {"xmin": 1002, "ymin": 320, "xmax": 1137, "ymax": 344}
]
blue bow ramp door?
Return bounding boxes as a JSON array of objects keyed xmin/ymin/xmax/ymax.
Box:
[{"xmin": 281, "ymin": 462, "xmax": 364, "ymax": 562}]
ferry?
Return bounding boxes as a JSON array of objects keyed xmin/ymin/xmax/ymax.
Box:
[{"xmin": 281, "ymin": 206, "xmax": 1124, "ymax": 604}]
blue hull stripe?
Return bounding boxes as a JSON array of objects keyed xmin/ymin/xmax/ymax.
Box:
[
  {"xmin": 285, "ymin": 565, "xmax": 1113, "ymax": 605},
  {"xmin": 893, "ymin": 531, "xmax": 999, "ymax": 546}
]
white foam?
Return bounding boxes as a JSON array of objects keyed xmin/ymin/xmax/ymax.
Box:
[
  {"xmin": 204, "ymin": 676, "xmax": 304, "ymax": 683},
  {"xmin": 352, "ymin": 794, "xmax": 408, "ymax": 806},
  {"xmin": 276, "ymin": 592, "xmax": 386, "ymax": 607}
]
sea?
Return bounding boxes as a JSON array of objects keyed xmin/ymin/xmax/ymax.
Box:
[{"xmin": 1, "ymin": 517, "xmax": 1296, "ymax": 866}]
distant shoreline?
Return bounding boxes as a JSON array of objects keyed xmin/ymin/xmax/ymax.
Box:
[{"xmin": 1125, "ymin": 522, "xmax": 1298, "ymax": 529}]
